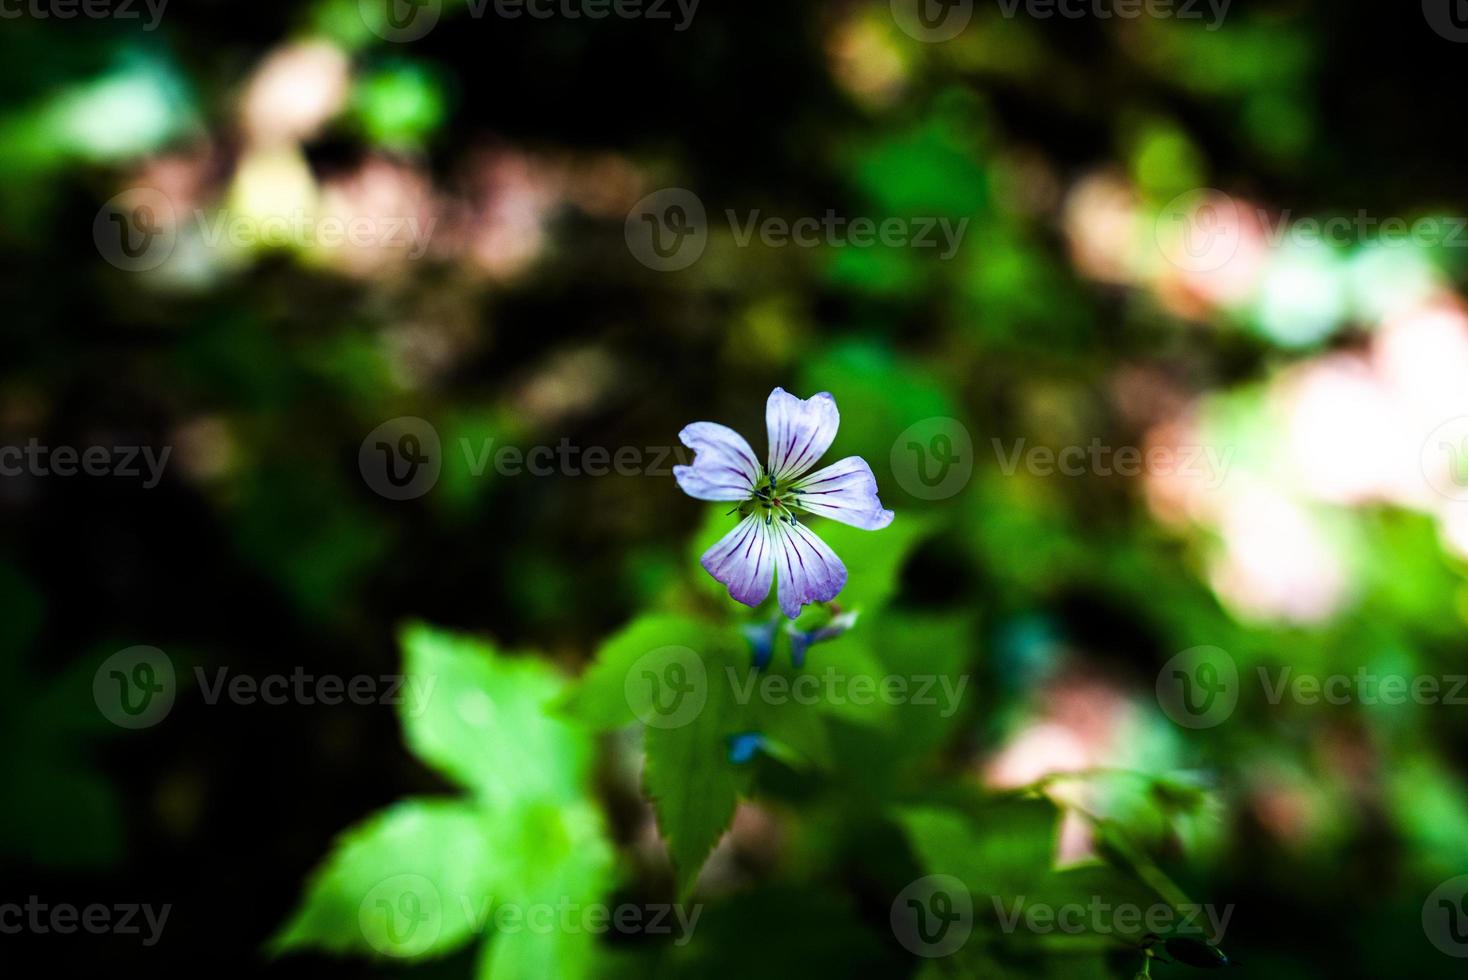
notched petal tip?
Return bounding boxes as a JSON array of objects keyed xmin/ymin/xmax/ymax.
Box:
[{"xmin": 765, "ymin": 388, "xmax": 841, "ymax": 482}]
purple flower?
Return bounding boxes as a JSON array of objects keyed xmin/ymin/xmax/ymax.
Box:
[{"xmin": 675, "ymin": 388, "xmax": 894, "ymax": 618}]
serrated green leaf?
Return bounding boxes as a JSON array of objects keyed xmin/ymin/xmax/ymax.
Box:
[
  {"xmin": 272, "ymin": 798, "xmax": 502, "ymax": 960},
  {"xmin": 644, "ymin": 641, "xmax": 752, "ymax": 896}
]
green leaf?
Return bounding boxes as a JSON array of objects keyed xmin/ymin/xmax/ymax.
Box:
[
  {"xmin": 400, "ymin": 623, "xmax": 589, "ymax": 809},
  {"xmin": 819, "ymin": 611, "xmax": 975, "ymax": 788},
  {"xmin": 662, "ymin": 886, "xmax": 906, "ymax": 978},
  {"xmin": 278, "ymin": 625, "xmax": 615, "ymax": 978},
  {"xmin": 272, "ymin": 798, "xmax": 502, "ymax": 960},
  {"xmin": 898, "ymin": 800, "xmax": 1060, "ymax": 902},
  {"xmin": 748, "ymin": 687, "xmax": 834, "ymax": 770},
  {"xmin": 558, "ymin": 613, "xmax": 730, "ymax": 730},
  {"xmin": 643, "ymin": 640, "xmax": 752, "ymax": 896},
  {"xmin": 0, "ymin": 753, "xmax": 121, "ymax": 868},
  {"xmin": 475, "ymin": 802, "xmax": 614, "ymax": 980},
  {"xmin": 814, "ymin": 511, "xmax": 938, "ymax": 612}
]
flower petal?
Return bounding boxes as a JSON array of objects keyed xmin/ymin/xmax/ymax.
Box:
[
  {"xmin": 700, "ymin": 515, "xmax": 776, "ymax": 608},
  {"xmin": 674, "ymin": 422, "xmax": 761, "ymax": 501},
  {"xmin": 790, "ymin": 456, "xmax": 895, "ymax": 530},
  {"xmin": 765, "ymin": 388, "xmax": 839, "ymax": 482},
  {"xmin": 772, "ymin": 521, "xmax": 847, "ymax": 619}
]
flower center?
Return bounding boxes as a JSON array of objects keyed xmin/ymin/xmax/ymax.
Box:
[{"xmin": 741, "ymin": 471, "xmax": 803, "ymax": 526}]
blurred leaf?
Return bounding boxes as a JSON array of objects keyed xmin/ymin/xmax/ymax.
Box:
[
  {"xmin": 815, "ymin": 510, "xmax": 938, "ymax": 612},
  {"xmin": 475, "ymin": 802, "xmax": 613, "ymax": 980},
  {"xmin": 401, "ymin": 623, "xmax": 590, "ymax": 809},
  {"xmin": 354, "ymin": 61, "xmax": 448, "ymax": 149},
  {"xmin": 899, "ymin": 799, "xmax": 1058, "ymax": 901},
  {"xmin": 801, "ymin": 342, "xmax": 958, "ymax": 473},
  {"xmin": 279, "ymin": 626, "xmax": 613, "ymax": 977},
  {"xmin": 558, "ymin": 613, "xmax": 732, "ymax": 730},
  {"xmin": 660, "ymin": 886, "xmax": 904, "ymax": 978},
  {"xmin": 0, "ymin": 753, "xmax": 121, "ymax": 868},
  {"xmin": 272, "ymin": 798, "xmax": 501, "ymax": 960}
]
